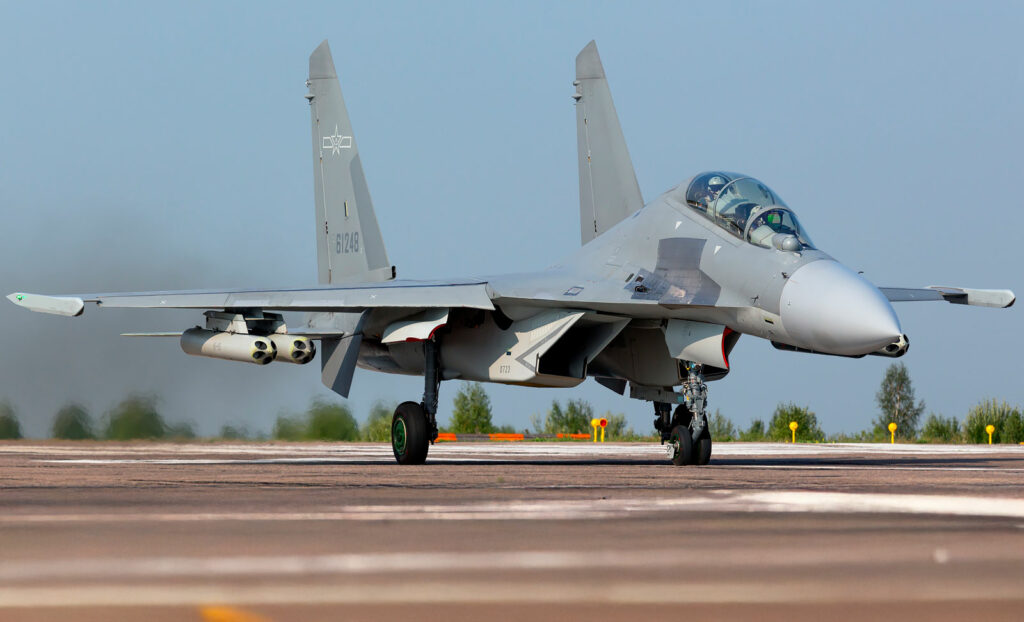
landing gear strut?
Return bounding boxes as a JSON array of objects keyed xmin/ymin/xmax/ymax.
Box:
[
  {"xmin": 658, "ymin": 363, "xmax": 712, "ymax": 466},
  {"xmin": 390, "ymin": 338, "xmax": 441, "ymax": 465}
]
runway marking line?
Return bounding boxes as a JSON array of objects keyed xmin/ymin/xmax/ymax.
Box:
[
  {"xmin": 4, "ymin": 442, "xmax": 1023, "ymax": 460},
  {"xmin": 4, "ymin": 491, "xmax": 1024, "ymax": 524},
  {"xmin": 1, "ymin": 579, "xmax": 1023, "ymax": 608},
  {"xmin": 2, "ymin": 545, "xmax": 1022, "ymax": 584}
]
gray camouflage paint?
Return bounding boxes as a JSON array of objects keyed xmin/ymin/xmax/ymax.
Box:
[{"xmin": 7, "ymin": 40, "xmax": 1013, "ymax": 400}]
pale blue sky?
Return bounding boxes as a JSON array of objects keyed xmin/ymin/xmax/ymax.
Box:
[{"xmin": 1, "ymin": 1, "xmax": 1021, "ymax": 437}]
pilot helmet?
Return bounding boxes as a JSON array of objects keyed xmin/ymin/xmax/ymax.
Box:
[{"xmin": 707, "ymin": 175, "xmax": 726, "ymax": 194}]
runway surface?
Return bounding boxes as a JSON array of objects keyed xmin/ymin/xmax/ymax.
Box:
[{"xmin": 2, "ymin": 441, "xmax": 1023, "ymax": 621}]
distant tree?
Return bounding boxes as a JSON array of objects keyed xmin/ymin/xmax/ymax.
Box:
[
  {"xmin": 874, "ymin": 363, "xmax": 925, "ymax": 440},
  {"xmin": 739, "ymin": 418, "xmax": 766, "ymax": 442},
  {"xmin": 272, "ymin": 414, "xmax": 306, "ymax": 441},
  {"xmin": 0, "ymin": 401, "xmax": 23, "ymax": 440},
  {"xmin": 542, "ymin": 399, "xmax": 593, "ymax": 434},
  {"xmin": 104, "ymin": 395, "xmax": 165, "ymax": 440},
  {"xmin": 708, "ymin": 410, "xmax": 737, "ymax": 441},
  {"xmin": 1006, "ymin": 411, "xmax": 1024, "ymax": 445},
  {"xmin": 273, "ymin": 399, "xmax": 360, "ymax": 442},
  {"xmin": 493, "ymin": 423, "xmax": 518, "ymax": 434},
  {"xmin": 361, "ymin": 401, "xmax": 396, "ymax": 442},
  {"xmin": 219, "ymin": 424, "xmax": 250, "ymax": 440},
  {"xmin": 768, "ymin": 403, "xmax": 824, "ymax": 442},
  {"xmin": 963, "ymin": 399, "xmax": 1023, "ymax": 444},
  {"xmin": 602, "ymin": 412, "xmax": 631, "ymax": 439},
  {"xmin": 919, "ymin": 414, "xmax": 962, "ymax": 444},
  {"xmin": 306, "ymin": 398, "xmax": 359, "ymax": 441},
  {"xmin": 449, "ymin": 383, "xmax": 495, "ymax": 433},
  {"xmin": 165, "ymin": 421, "xmax": 197, "ymax": 440},
  {"xmin": 826, "ymin": 429, "xmax": 874, "ymax": 443},
  {"xmin": 51, "ymin": 403, "xmax": 94, "ymax": 440}
]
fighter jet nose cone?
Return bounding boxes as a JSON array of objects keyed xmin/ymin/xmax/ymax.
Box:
[{"xmin": 780, "ymin": 260, "xmax": 902, "ymax": 356}]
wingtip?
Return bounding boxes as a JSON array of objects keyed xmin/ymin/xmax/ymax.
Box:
[
  {"xmin": 7, "ymin": 292, "xmax": 31, "ymax": 307},
  {"xmin": 309, "ymin": 39, "xmax": 337, "ymax": 79},
  {"xmin": 576, "ymin": 40, "xmax": 604, "ymax": 79},
  {"xmin": 7, "ymin": 292, "xmax": 85, "ymax": 316}
]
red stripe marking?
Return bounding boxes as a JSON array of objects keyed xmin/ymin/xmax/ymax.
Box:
[{"xmin": 721, "ymin": 327, "xmax": 734, "ymax": 369}]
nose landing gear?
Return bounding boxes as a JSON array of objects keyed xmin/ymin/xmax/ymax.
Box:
[{"xmin": 655, "ymin": 363, "xmax": 712, "ymax": 466}]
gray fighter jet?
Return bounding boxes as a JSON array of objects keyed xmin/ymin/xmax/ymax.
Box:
[{"xmin": 9, "ymin": 41, "xmax": 1015, "ymax": 465}]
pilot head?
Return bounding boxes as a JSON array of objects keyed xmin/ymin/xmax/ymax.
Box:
[
  {"xmin": 707, "ymin": 175, "xmax": 726, "ymax": 195},
  {"xmin": 701, "ymin": 175, "xmax": 727, "ymax": 211}
]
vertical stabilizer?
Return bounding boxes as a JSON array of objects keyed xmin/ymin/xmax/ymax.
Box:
[
  {"xmin": 307, "ymin": 40, "xmax": 394, "ymax": 284},
  {"xmin": 574, "ymin": 41, "xmax": 643, "ymax": 245}
]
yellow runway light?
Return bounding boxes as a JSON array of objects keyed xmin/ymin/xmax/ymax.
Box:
[
  {"xmin": 986, "ymin": 424, "xmax": 995, "ymax": 445},
  {"xmin": 789, "ymin": 421, "xmax": 798, "ymax": 443},
  {"xmin": 888, "ymin": 422, "xmax": 897, "ymax": 444}
]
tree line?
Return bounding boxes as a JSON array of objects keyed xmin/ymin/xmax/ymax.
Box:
[
  {"xmin": 0, "ymin": 363, "xmax": 1018, "ymax": 443},
  {"xmin": 0, "ymin": 395, "xmax": 197, "ymax": 441},
  {"xmin": 0, "ymin": 383, "xmax": 636, "ymax": 442},
  {"xmin": 709, "ymin": 363, "xmax": 1024, "ymax": 444}
]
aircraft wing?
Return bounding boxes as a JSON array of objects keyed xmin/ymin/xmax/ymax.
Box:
[
  {"xmin": 7, "ymin": 280, "xmax": 495, "ymax": 318},
  {"xmin": 879, "ymin": 286, "xmax": 1015, "ymax": 308}
]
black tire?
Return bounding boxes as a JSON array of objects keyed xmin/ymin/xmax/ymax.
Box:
[
  {"xmin": 672, "ymin": 404, "xmax": 692, "ymax": 428},
  {"xmin": 392, "ymin": 401, "xmax": 429, "ymax": 465},
  {"xmin": 693, "ymin": 432, "xmax": 712, "ymax": 466},
  {"xmin": 669, "ymin": 424, "xmax": 694, "ymax": 466},
  {"xmin": 675, "ymin": 406, "xmax": 712, "ymax": 466}
]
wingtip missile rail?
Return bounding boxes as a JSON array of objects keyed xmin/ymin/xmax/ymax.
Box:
[{"xmin": 8, "ymin": 293, "xmax": 84, "ymax": 317}]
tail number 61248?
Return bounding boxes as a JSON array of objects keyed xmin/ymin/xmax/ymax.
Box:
[{"xmin": 336, "ymin": 232, "xmax": 360, "ymax": 254}]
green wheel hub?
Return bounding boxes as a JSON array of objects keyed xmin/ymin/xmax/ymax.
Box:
[
  {"xmin": 392, "ymin": 418, "xmax": 408, "ymax": 455},
  {"xmin": 391, "ymin": 402, "xmax": 429, "ymax": 465}
]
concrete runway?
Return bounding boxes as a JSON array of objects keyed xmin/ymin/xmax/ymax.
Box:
[{"xmin": 2, "ymin": 441, "xmax": 1024, "ymax": 622}]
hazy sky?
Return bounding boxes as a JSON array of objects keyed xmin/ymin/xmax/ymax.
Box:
[{"xmin": 1, "ymin": 1, "xmax": 1021, "ymax": 438}]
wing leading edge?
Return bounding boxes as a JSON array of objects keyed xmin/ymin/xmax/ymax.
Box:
[{"xmin": 7, "ymin": 280, "xmax": 495, "ymax": 316}]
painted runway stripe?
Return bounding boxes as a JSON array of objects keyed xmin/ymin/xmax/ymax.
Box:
[
  {"xmin": 3, "ymin": 490, "xmax": 1024, "ymax": 524},
  {"xmin": 722, "ymin": 464, "xmax": 1024, "ymax": 472},
  {"xmin": 0, "ymin": 578, "xmax": 1021, "ymax": 608},
  {"xmin": 4, "ymin": 442, "xmax": 1021, "ymax": 460},
  {"xmin": 40, "ymin": 457, "xmax": 502, "ymax": 465},
  {"xmin": 34, "ymin": 458, "xmax": 1024, "ymax": 473},
  {"xmin": 0, "ymin": 545, "xmax": 1013, "ymax": 583}
]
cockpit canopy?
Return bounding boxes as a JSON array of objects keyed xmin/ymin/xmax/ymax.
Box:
[{"xmin": 684, "ymin": 172, "xmax": 814, "ymax": 250}]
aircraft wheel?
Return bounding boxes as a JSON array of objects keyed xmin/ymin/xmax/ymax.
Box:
[
  {"xmin": 668, "ymin": 425, "xmax": 694, "ymax": 466},
  {"xmin": 392, "ymin": 401, "xmax": 429, "ymax": 465},
  {"xmin": 693, "ymin": 432, "xmax": 712, "ymax": 466}
]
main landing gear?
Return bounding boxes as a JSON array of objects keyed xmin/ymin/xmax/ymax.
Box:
[
  {"xmin": 653, "ymin": 363, "xmax": 712, "ymax": 466},
  {"xmin": 391, "ymin": 339, "xmax": 441, "ymax": 465}
]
